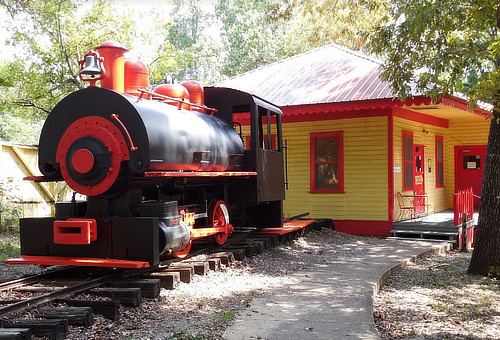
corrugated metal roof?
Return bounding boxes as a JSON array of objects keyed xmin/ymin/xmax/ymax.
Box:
[{"xmin": 214, "ymin": 44, "xmax": 396, "ymax": 107}]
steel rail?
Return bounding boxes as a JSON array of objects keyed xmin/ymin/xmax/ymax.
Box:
[
  {"xmin": 0, "ymin": 231, "xmax": 256, "ymax": 316},
  {"xmin": 0, "ymin": 267, "xmax": 148, "ymax": 317},
  {"xmin": 0, "ymin": 267, "xmax": 81, "ymax": 292}
]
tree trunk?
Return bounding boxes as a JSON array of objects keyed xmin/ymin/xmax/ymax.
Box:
[{"xmin": 468, "ymin": 109, "xmax": 500, "ymax": 275}]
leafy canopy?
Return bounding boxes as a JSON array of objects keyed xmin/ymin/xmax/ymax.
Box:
[
  {"xmin": 0, "ymin": 0, "xmax": 136, "ymax": 119},
  {"xmin": 148, "ymin": 0, "xmax": 222, "ymax": 85},
  {"xmin": 215, "ymin": 0, "xmax": 389, "ymax": 78},
  {"xmin": 366, "ymin": 0, "xmax": 500, "ymax": 110},
  {"xmin": 367, "ymin": 0, "xmax": 500, "ymax": 276}
]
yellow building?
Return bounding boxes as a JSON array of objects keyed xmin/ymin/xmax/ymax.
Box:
[{"xmin": 217, "ymin": 45, "xmax": 491, "ymax": 236}]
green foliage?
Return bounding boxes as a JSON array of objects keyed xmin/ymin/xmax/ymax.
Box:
[
  {"xmin": 215, "ymin": 0, "xmax": 390, "ymax": 78},
  {"xmin": 0, "ymin": 177, "xmax": 22, "ymax": 229},
  {"xmin": 168, "ymin": 0, "xmax": 204, "ymax": 50},
  {"xmin": 1, "ymin": 0, "xmax": 392, "ymax": 102},
  {"xmin": 366, "ymin": 0, "xmax": 500, "ymax": 276},
  {"xmin": 366, "ymin": 0, "xmax": 500, "ymax": 107},
  {"xmin": 0, "ymin": 0, "xmax": 137, "ymax": 119},
  {"xmin": 216, "ymin": 0, "xmax": 285, "ymax": 77},
  {"xmin": 271, "ymin": 0, "xmax": 390, "ymax": 55},
  {"xmin": 0, "ymin": 240, "xmax": 20, "ymax": 262},
  {"xmin": 148, "ymin": 0, "xmax": 222, "ymax": 85},
  {"xmin": 217, "ymin": 309, "xmax": 235, "ymax": 323},
  {"xmin": 0, "ymin": 111, "xmax": 42, "ymax": 144}
]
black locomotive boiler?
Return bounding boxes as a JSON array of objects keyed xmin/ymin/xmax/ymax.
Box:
[{"xmin": 7, "ymin": 41, "xmax": 284, "ymax": 268}]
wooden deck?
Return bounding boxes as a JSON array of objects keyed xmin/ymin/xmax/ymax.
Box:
[{"xmin": 391, "ymin": 210, "xmax": 478, "ymax": 241}]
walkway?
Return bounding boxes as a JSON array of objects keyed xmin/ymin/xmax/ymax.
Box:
[{"xmin": 223, "ymin": 239, "xmax": 452, "ymax": 340}]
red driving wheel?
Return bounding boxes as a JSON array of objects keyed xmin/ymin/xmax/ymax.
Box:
[
  {"xmin": 171, "ymin": 241, "xmax": 192, "ymax": 259},
  {"xmin": 210, "ymin": 200, "xmax": 232, "ymax": 245}
]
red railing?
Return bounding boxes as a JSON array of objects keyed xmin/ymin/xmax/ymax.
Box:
[{"xmin": 453, "ymin": 187, "xmax": 474, "ymax": 225}]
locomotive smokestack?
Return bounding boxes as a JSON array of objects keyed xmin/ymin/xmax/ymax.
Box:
[{"xmin": 95, "ymin": 41, "xmax": 129, "ymax": 92}]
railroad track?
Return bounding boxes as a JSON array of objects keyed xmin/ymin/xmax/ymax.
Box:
[{"xmin": 0, "ymin": 223, "xmax": 318, "ymax": 339}]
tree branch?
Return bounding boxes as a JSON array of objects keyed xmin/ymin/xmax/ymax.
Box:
[{"xmin": 11, "ymin": 99, "xmax": 50, "ymax": 114}]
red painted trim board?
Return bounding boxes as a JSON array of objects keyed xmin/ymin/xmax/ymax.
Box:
[
  {"xmin": 334, "ymin": 220, "xmax": 393, "ymax": 237},
  {"xmin": 388, "ymin": 112, "xmax": 394, "ymax": 222},
  {"xmin": 393, "ymin": 107, "xmax": 449, "ymax": 128}
]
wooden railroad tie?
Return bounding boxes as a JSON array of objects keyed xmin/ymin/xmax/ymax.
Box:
[
  {"xmin": 250, "ymin": 234, "xmax": 279, "ymax": 247},
  {"xmin": 38, "ymin": 307, "xmax": 93, "ymax": 327},
  {"xmin": 0, "ymin": 328, "xmax": 32, "ymax": 340},
  {"xmin": 220, "ymin": 247, "xmax": 247, "ymax": 260},
  {"xmin": 143, "ymin": 271, "xmax": 180, "ymax": 290},
  {"xmin": 246, "ymin": 239, "xmax": 268, "ymax": 253},
  {"xmin": 59, "ymin": 299, "xmax": 120, "ymax": 321},
  {"xmin": 1, "ymin": 319, "xmax": 68, "ymax": 340},
  {"xmin": 208, "ymin": 252, "xmax": 235, "ymax": 265},
  {"xmin": 225, "ymin": 245, "xmax": 254, "ymax": 258},
  {"xmin": 109, "ymin": 279, "xmax": 161, "ymax": 298},
  {"xmin": 179, "ymin": 261, "xmax": 210, "ymax": 275},
  {"xmin": 162, "ymin": 264, "xmax": 194, "ymax": 283},
  {"xmin": 88, "ymin": 287, "xmax": 142, "ymax": 307},
  {"xmin": 206, "ymin": 257, "xmax": 221, "ymax": 271}
]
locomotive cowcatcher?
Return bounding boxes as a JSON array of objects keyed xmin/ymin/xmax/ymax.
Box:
[{"xmin": 7, "ymin": 41, "xmax": 285, "ymax": 269}]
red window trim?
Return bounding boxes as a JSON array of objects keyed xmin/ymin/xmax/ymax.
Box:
[
  {"xmin": 435, "ymin": 135, "xmax": 444, "ymax": 188},
  {"xmin": 402, "ymin": 130, "xmax": 414, "ymax": 191},
  {"xmin": 310, "ymin": 131, "xmax": 344, "ymax": 193}
]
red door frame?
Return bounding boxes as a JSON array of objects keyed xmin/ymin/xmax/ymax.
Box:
[
  {"xmin": 455, "ymin": 145, "xmax": 486, "ymax": 206},
  {"xmin": 414, "ymin": 144, "xmax": 425, "ymax": 214}
]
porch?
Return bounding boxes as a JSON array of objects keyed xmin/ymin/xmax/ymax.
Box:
[{"xmin": 391, "ymin": 210, "xmax": 478, "ymax": 247}]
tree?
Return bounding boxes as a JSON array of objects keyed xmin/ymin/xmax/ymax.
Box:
[
  {"xmin": 147, "ymin": 0, "xmax": 223, "ymax": 85},
  {"xmin": 366, "ymin": 0, "xmax": 500, "ymax": 275},
  {"xmin": 215, "ymin": 0, "xmax": 281, "ymax": 77},
  {"xmin": 268, "ymin": 0, "xmax": 389, "ymax": 56},
  {"xmin": 215, "ymin": 0, "xmax": 389, "ymax": 78},
  {"xmin": 0, "ymin": 0, "xmax": 136, "ymax": 119}
]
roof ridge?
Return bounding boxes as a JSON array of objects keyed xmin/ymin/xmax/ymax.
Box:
[
  {"xmin": 214, "ymin": 43, "xmax": 383, "ymax": 86},
  {"xmin": 328, "ymin": 44, "xmax": 384, "ymax": 65}
]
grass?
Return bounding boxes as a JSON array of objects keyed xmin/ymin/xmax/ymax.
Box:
[
  {"xmin": 0, "ymin": 228, "xmax": 39, "ymax": 280},
  {"xmin": 166, "ymin": 310, "xmax": 237, "ymax": 340},
  {"xmin": 0, "ymin": 240, "xmax": 20, "ymax": 262},
  {"xmin": 217, "ymin": 309, "xmax": 236, "ymax": 324}
]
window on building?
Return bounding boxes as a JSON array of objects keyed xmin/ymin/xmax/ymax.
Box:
[
  {"xmin": 310, "ymin": 132, "xmax": 344, "ymax": 193},
  {"xmin": 403, "ymin": 130, "xmax": 414, "ymax": 190},
  {"xmin": 435, "ymin": 135, "xmax": 444, "ymax": 187}
]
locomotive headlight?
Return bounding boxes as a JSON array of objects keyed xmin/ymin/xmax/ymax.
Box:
[
  {"xmin": 65, "ymin": 137, "xmax": 110, "ymax": 184},
  {"xmin": 71, "ymin": 148, "xmax": 95, "ymax": 174}
]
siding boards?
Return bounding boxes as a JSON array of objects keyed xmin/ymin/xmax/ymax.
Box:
[
  {"xmin": 393, "ymin": 117, "xmax": 448, "ymax": 218},
  {"xmin": 445, "ymin": 118, "xmax": 489, "ymax": 206},
  {"xmin": 393, "ymin": 115, "xmax": 489, "ymax": 220},
  {"xmin": 241, "ymin": 110, "xmax": 489, "ymax": 226},
  {"xmin": 283, "ymin": 116, "xmax": 388, "ymax": 221}
]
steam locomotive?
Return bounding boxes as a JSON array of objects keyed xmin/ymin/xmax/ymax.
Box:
[{"xmin": 7, "ymin": 41, "xmax": 284, "ymax": 268}]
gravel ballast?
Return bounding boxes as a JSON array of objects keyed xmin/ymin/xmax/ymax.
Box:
[
  {"xmin": 67, "ymin": 228, "xmax": 382, "ymax": 339},
  {"xmin": 2, "ymin": 229, "xmax": 498, "ymax": 339}
]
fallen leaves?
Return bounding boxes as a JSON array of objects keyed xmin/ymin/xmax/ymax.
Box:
[{"xmin": 373, "ymin": 250, "xmax": 500, "ymax": 339}]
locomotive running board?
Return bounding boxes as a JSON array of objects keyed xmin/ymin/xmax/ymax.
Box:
[
  {"xmin": 144, "ymin": 171, "xmax": 257, "ymax": 177},
  {"xmin": 24, "ymin": 172, "xmax": 257, "ymax": 181},
  {"xmin": 5, "ymin": 256, "xmax": 150, "ymax": 269},
  {"xmin": 257, "ymin": 219, "xmax": 316, "ymax": 235}
]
